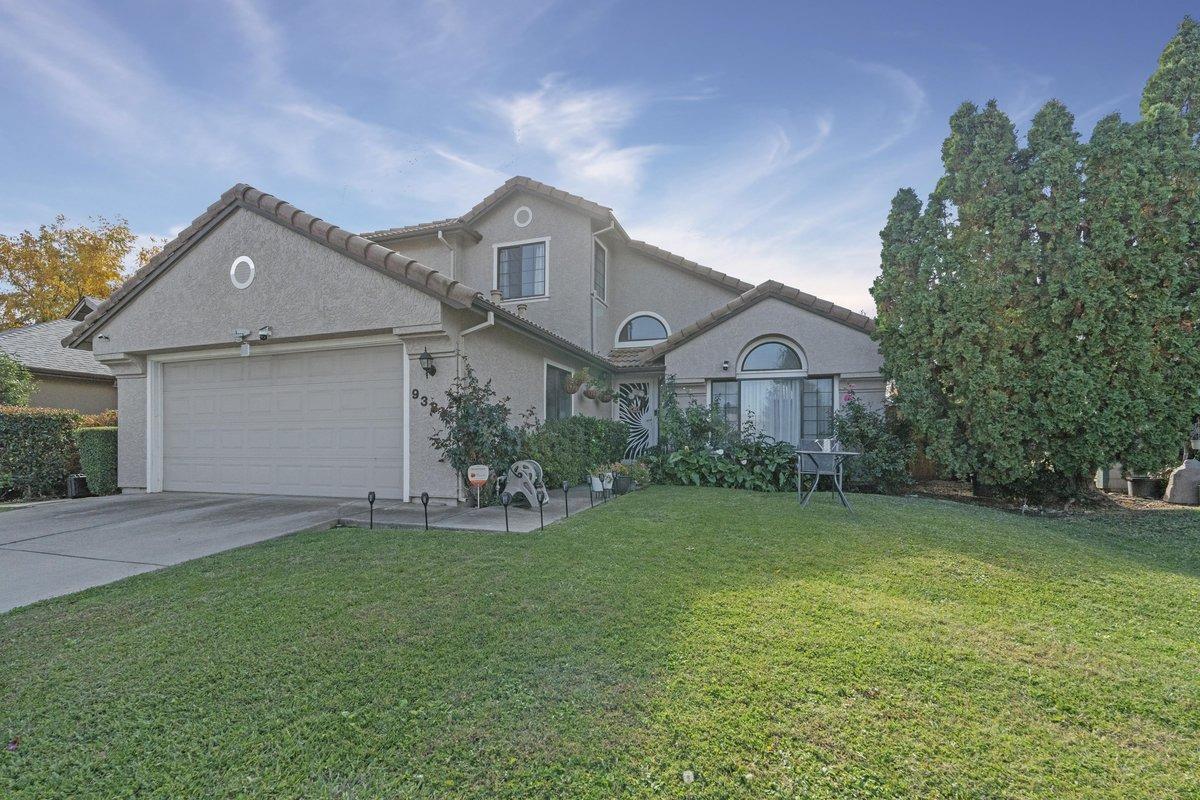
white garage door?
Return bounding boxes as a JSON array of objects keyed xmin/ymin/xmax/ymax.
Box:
[{"xmin": 161, "ymin": 344, "xmax": 405, "ymax": 499}]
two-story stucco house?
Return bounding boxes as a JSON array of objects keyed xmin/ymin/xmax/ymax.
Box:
[{"xmin": 64, "ymin": 177, "xmax": 883, "ymax": 502}]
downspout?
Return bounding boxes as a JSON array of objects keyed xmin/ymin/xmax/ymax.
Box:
[
  {"xmin": 591, "ymin": 221, "xmax": 616, "ymax": 353},
  {"xmin": 436, "ymin": 229, "xmax": 456, "ymax": 280},
  {"xmin": 458, "ymin": 294, "xmax": 495, "ymax": 506}
]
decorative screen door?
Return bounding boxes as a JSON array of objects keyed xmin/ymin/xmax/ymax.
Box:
[{"xmin": 617, "ymin": 381, "xmax": 658, "ymax": 458}]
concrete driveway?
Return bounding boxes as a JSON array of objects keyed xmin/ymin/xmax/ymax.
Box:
[{"xmin": 0, "ymin": 493, "xmax": 358, "ymax": 613}]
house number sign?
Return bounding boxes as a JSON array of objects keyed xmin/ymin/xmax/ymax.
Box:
[{"xmin": 411, "ymin": 388, "xmax": 440, "ymax": 415}]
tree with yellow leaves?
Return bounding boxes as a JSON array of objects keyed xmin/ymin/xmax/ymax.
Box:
[{"xmin": 0, "ymin": 216, "xmax": 158, "ymax": 329}]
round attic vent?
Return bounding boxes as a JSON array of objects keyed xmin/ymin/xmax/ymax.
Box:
[
  {"xmin": 513, "ymin": 206, "xmax": 533, "ymax": 228},
  {"xmin": 230, "ymin": 256, "xmax": 255, "ymax": 289}
]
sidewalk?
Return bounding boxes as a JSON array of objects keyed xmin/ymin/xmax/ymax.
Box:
[{"xmin": 337, "ymin": 484, "xmax": 613, "ymax": 533}]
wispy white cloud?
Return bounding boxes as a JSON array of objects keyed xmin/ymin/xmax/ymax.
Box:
[
  {"xmin": 851, "ymin": 61, "xmax": 929, "ymax": 157},
  {"xmin": 0, "ymin": 0, "xmax": 505, "ymax": 212},
  {"xmin": 487, "ymin": 76, "xmax": 663, "ymax": 195}
]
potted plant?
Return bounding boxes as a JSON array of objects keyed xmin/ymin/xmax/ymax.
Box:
[
  {"xmin": 610, "ymin": 460, "xmax": 650, "ymax": 494},
  {"xmin": 583, "ymin": 383, "xmax": 600, "ymax": 400},
  {"xmin": 595, "ymin": 375, "xmax": 615, "ymax": 403},
  {"xmin": 563, "ymin": 368, "xmax": 590, "ymax": 395}
]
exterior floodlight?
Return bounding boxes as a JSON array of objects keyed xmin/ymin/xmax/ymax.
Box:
[
  {"xmin": 419, "ymin": 348, "xmax": 437, "ymax": 377},
  {"xmin": 257, "ymin": 326, "xmax": 273, "ymax": 341}
]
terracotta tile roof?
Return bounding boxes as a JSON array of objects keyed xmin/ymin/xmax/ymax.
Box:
[
  {"xmin": 0, "ymin": 319, "xmax": 113, "ymax": 379},
  {"xmin": 360, "ymin": 175, "xmax": 756, "ymax": 294},
  {"xmin": 64, "ymin": 184, "xmax": 483, "ymax": 348},
  {"xmin": 360, "ymin": 217, "xmax": 481, "ymax": 243},
  {"xmin": 638, "ymin": 280, "xmax": 876, "ymax": 364},
  {"xmin": 605, "ymin": 346, "xmax": 655, "ymax": 367},
  {"xmin": 463, "ymin": 175, "xmax": 613, "ymax": 223}
]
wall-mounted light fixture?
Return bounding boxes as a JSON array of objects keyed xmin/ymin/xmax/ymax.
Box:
[
  {"xmin": 419, "ymin": 348, "xmax": 437, "ymax": 377},
  {"xmin": 257, "ymin": 326, "xmax": 273, "ymax": 341}
]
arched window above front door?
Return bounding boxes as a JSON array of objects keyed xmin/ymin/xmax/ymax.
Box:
[{"xmin": 741, "ymin": 340, "xmax": 803, "ymax": 372}]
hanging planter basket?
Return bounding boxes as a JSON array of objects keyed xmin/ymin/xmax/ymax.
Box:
[
  {"xmin": 563, "ymin": 369, "xmax": 589, "ymax": 395},
  {"xmin": 598, "ymin": 389, "xmax": 614, "ymax": 403},
  {"xmin": 583, "ymin": 385, "xmax": 600, "ymax": 400}
]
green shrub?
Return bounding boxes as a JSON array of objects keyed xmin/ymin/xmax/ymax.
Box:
[
  {"xmin": 525, "ymin": 415, "xmax": 627, "ymax": 487},
  {"xmin": 75, "ymin": 426, "xmax": 118, "ymax": 495},
  {"xmin": 0, "ymin": 406, "xmax": 82, "ymax": 499},
  {"xmin": 428, "ymin": 361, "xmax": 526, "ymax": 506},
  {"xmin": 832, "ymin": 393, "xmax": 915, "ymax": 494},
  {"xmin": 652, "ymin": 428, "xmax": 797, "ymax": 492},
  {"xmin": 0, "ymin": 352, "xmax": 35, "ymax": 406}
]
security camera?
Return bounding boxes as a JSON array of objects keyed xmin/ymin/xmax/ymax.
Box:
[
  {"xmin": 257, "ymin": 326, "xmax": 273, "ymax": 341},
  {"xmin": 233, "ymin": 329, "xmax": 251, "ymax": 341}
]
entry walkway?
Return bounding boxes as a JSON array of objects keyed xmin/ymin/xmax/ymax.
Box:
[{"xmin": 338, "ymin": 484, "xmax": 605, "ymax": 532}]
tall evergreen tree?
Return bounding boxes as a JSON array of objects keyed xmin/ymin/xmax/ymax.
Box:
[
  {"xmin": 874, "ymin": 18, "xmax": 1200, "ymax": 498},
  {"xmin": 1142, "ymin": 16, "xmax": 1200, "ymax": 139}
]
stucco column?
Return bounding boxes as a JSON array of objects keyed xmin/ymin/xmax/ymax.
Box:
[{"xmin": 95, "ymin": 353, "xmax": 148, "ymax": 492}]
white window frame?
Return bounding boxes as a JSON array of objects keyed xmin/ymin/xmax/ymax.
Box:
[
  {"xmin": 613, "ymin": 311, "xmax": 670, "ymax": 349},
  {"xmin": 493, "ymin": 237, "xmax": 550, "ymax": 302},
  {"xmin": 592, "ymin": 238, "xmax": 608, "ymax": 304},
  {"xmin": 736, "ymin": 336, "xmax": 808, "ymax": 379},
  {"xmin": 542, "ymin": 358, "xmax": 576, "ymax": 422},
  {"xmin": 145, "ymin": 334, "xmax": 409, "ymax": 500}
]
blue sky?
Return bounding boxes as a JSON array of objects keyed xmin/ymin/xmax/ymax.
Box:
[{"xmin": 0, "ymin": 1, "xmax": 1191, "ymax": 313}]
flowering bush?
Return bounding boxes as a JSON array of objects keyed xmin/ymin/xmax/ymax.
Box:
[{"xmin": 832, "ymin": 390, "xmax": 914, "ymax": 494}]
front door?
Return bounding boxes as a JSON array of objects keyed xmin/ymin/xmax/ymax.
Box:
[{"xmin": 617, "ymin": 381, "xmax": 658, "ymax": 459}]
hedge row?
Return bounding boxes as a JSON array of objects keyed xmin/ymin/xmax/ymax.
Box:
[
  {"xmin": 525, "ymin": 415, "xmax": 627, "ymax": 487},
  {"xmin": 0, "ymin": 406, "xmax": 82, "ymax": 499},
  {"xmin": 75, "ymin": 426, "xmax": 119, "ymax": 496}
]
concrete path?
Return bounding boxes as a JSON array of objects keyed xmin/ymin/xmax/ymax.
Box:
[
  {"xmin": 0, "ymin": 493, "xmax": 356, "ymax": 613},
  {"xmin": 339, "ymin": 484, "xmax": 607, "ymax": 532}
]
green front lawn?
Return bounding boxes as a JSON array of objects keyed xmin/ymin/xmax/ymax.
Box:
[{"xmin": 3, "ymin": 488, "xmax": 1199, "ymax": 798}]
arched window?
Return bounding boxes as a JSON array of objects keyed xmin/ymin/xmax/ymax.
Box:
[
  {"xmin": 616, "ymin": 313, "xmax": 669, "ymax": 345},
  {"xmin": 741, "ymin": 341, "xmax": 803, "ymax": 372},
  {"xmin": 718, "ymin": 338, "xmax": 829, "ymax": 446}
]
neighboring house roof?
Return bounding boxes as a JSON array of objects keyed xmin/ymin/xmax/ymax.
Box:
[
  {"xmin": 0, "ymin": 319, "xmax": 114, "ymax": 379},
  {"xmin": 65, "ymin": 183, "xmax": 482, "ymax": 348},
  {"xmin": 637, "ymin": 280, "xmax": 876, "ymax": 365}
]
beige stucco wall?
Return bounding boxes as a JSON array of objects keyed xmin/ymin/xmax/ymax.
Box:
[
  {"xmin": 404, "ymin": 309, "xmax": 613, "ymax": 502},
  {"xmin": 116, "ymin": 374, "xmax": 146, "ymax": 491},
  {"xmin": 91, "ymin": 207, "xmax": 445, "ymax": 358},
  {"xmin": 380, "ymin": 190, "xmax": 743, "ymax": 356},
  {"xmin": 602, "ymin": 242, "xmax": 741, "ymax": 351},
  {"xmin": 665, "ymin": 298, "xmax": 882, "ymax": 382},
  {"xmin": 29, "ymin": 374, "xmax": 116, "ymax": 414}
]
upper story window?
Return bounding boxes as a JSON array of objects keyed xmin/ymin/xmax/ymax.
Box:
[
  {"xmin": 616, "ymin": 313, "xmax": 669, "ymax": 347},
  {"xmin": 593, "ymin": 240, "xmax": 607, "ymax": 302},
  {"xmin": 741, "ymin": 341, "xmax": 803, "ymax": 372},
  {"xmin": 496, "ymin": 239, "xmax": 547, "ymax": 300}
]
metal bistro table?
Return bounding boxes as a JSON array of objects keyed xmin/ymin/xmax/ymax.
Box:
[{"xmin": 796, "ymin": 448, "xmax": 861, "ymax": 510}]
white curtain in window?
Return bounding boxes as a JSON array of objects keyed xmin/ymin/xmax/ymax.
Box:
[{"xmin": 740, "ymin": 378, "xmax": 802, "ymax": 445}]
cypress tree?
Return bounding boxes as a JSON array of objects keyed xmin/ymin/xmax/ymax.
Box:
[
  {"xmin": 1019, "ymin": 101, "xmax": 1095, "ymax": 493},
  {"xmin": 874, "ymin": 18, "xmax": 1200, "ymax": 498},
  {"xmin": 1141, "ymin": 16, "xmax": 1200, "ymax": 139}
]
